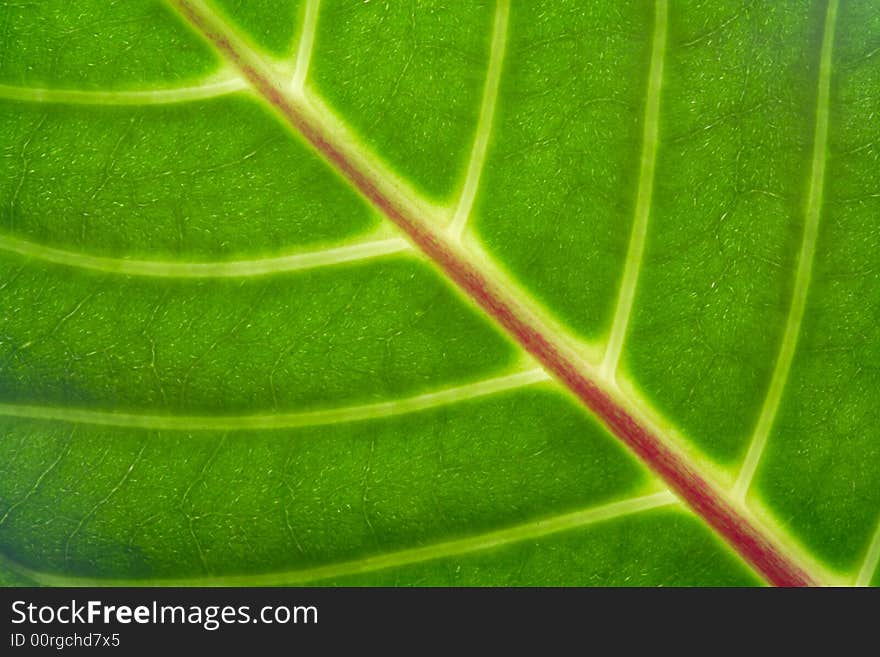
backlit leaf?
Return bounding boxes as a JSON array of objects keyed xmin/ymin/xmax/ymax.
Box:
[{"xmin": 0, "ymin": 0, "xmax": 878, "ymax": 587}]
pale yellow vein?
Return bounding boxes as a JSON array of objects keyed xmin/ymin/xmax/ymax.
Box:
[
  {"xmin": 450, "ymin": 0, "xmax": 509, "ymax": 240},
  {"xmin": 0, "ymin": 369, "xmax": 550, "ymax": 430},
  {"xmin": 0, "ymin": 233, "xmax": 410, "ymax": 278},
  {"xmin": 0, "ymin": 77, "xmax": 246, "ymax": 105},
  {"xmin": 0, "ymin": 491, "xmax": 677, "ymax": 586},
  {"xmin": 291, "ymin": 0, "xmax": 321, "ymax": 92},
  {"xmin": 734, "ymin": 0, "xmax": 838, "ymax": 499},
  {"xmin": 600, "ymin": 0, "xmax": 667, "ymax": 379},
  {"xmin": 856, "ymin": 518, "xmax": 880, "ymax": 586}
]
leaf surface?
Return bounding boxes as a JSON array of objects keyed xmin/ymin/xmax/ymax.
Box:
[{"xmin": 0, "ymin": 0, "xmax": 878, "ymax": 586}]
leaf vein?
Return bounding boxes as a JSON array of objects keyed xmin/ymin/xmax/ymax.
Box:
[
  {"xmin": 450, "ymin": 0, "xmax": 509, "ymax": 239},
  {"xmin": 0, "ymin": 233, "xmax": 411, "ymax": 278},
  {"xmin": 291, "ymin": 0, "xmax": 321, "ymax": 92},
  {"xmin": 856, "ymin": 518, "xmax": 880, "ymax": 586},
  {"xmin": 0, "ymin": 77, "xmax": 246, "ymax": 106},
  {"xmin": 600, "ymin": 0, "xmax": 667, "ymax": 379},
  {"xmin": 0, "ymin": 369, "xmax": 550, "ymax": 430},
  {"xmin": 734, "ymin": 0, "xmax": 838, "ymax": 499},
  {"xmin": 0, "ymin": 491, "xmax": 677, "ymax": 586}
]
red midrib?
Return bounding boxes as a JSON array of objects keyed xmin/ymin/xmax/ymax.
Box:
[{"xmin": 171, "ymin": 0, "xmax": 817, "ymax": 587}]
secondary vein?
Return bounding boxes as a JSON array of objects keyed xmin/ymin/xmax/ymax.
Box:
[
  {"xmin": 0, "ymin": 369, "xmax": 550, "ymax": 430},
  {"xmin": 450, "ymin": 0, "xmax": 509, "ymax": 239},
  {"xmin": 291, "ymin": 0, "xmax": 321, "ymax": 92},
  {"xmin": 0, "ymin": 233, "xmax": 410, "ymax": 278},
  {"xmin": 734, "ymin": 0, "xmax": 838, "ymax": 500},
  {"xmin": 856, "ymin": 518, "xmax": 880, "ymax": 586},
  {"xmin": 0, "ymin": 77, "xmax": 246, "ymax": 106},
  {"xmin": 600, "ymin": 0, "xmax": 667, "ymax": 379},
  {"xmin": 0, "ymin": 491, "xmax": 677, "ymax": 586}
]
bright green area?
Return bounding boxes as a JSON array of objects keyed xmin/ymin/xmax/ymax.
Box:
[
  {"xmin": 0, "ymin": 1, "xmax": 219, "ymax": 88},
  {"xmin": 0, "ymin": 256, "xmax": 516, "ymax": 412},
  {"xmin": 211, "ymin": 0, "xmax": 303, "ymax": 57},
  {"xmin": 624, "ymin": 1, "xmax": 818, "ymax": 464},
  {"xmin": 755, "ymin": 0, "xmax": 880, "ymax": 572},
  {"xmin": 0, "ymin": 97, "xmax": 378, "ymax": 258},
  {"xmin": 310, "ymin": 0, "xmax": 493, "ymax": 200},
  {"xmin": 476, "ymin": 0, "xmax": 652, "ymax": 340},
  {"xmin": 0, "ymin": 0, "xmax": 877, "ymax": 587}
]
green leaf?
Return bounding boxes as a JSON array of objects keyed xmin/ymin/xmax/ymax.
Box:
[{"xmin": 0, "ymin": 0, "xmax": 877, "ymax": 587}]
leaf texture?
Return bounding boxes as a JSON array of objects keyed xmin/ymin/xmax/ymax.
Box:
[{"xmin": 0, "ymin": 0, "xmax": 878, "ymax": 587}]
